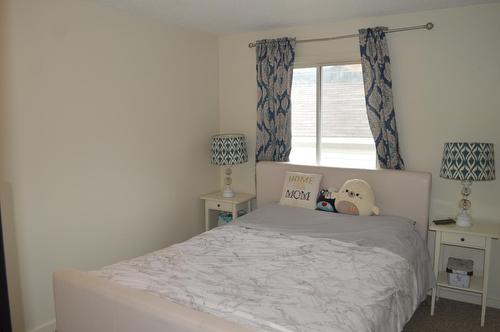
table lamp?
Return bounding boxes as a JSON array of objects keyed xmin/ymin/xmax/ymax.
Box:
[
  {"xmin": 210, "ymin": 134, "xmax": 248, "ymax": 198},
  {"xmin": 440, "ymin": 142, "xmax": 495, "ymax": 227}
]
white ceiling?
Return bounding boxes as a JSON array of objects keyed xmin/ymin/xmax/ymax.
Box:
[{"xmin": 89, "ymin": 0, "xmax": 499, "ymax": 34}]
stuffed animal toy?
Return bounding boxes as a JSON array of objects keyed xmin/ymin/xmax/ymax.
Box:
[
  {"xmin": 316, "ymin": 189, "xmax": 337, "ymax": 213},
  {"xmin": 333, "ymin": 179, "xmax": 379, "ymax": 216}
]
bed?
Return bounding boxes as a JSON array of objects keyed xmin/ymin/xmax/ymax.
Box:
[{"xmin": 54, "ymin": 162, "xmax": 434, "ymax": 332}]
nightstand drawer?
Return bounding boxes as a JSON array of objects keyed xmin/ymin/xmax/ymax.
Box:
[
  {"xmin": 206, "ymin": 200, "xmax": 232, "ymax": 212},
  {"xmin": 442, "ymin": 232, "xmax": 486, "ymax": 248}
]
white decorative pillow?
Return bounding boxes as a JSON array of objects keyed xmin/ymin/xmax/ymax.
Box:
[{"xmin": 280, "ymin": 171, "xmax": 322, "ymax": 209}]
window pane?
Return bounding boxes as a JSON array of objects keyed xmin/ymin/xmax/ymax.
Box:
[
  {"xmin": 320, "ymin": 64, "xmax": 376, "ymax": 169},
  {"xmin": 290, "ymin": 67, "xmax": 316, "ymax": 164}
]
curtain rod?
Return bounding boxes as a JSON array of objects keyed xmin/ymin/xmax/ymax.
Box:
[{"xmin": 247, "ymin": 22, "xmax": 434, "ymax": 48}]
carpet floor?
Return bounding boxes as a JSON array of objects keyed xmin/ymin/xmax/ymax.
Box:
[{"xmin": 403, "ymin": 297, "xmax": 500, "ymax": 331}]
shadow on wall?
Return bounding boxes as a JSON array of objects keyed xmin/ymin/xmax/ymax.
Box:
[
  {"xmin": 0, "ymin": 0, "xmax": 26, "ymax": 330},
  {"xmin": 0, "ymin": 184, "xmax": 24, "ymax": 332}
]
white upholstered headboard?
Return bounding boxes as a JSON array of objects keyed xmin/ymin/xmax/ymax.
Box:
[{"xmin": 256, "ymin": 162, "xmax": 432, "ymax": 241}]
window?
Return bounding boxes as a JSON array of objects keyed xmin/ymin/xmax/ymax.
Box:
[{"xmin": 290, "ymin": 64, "xmax": 377, "ymax": 169}]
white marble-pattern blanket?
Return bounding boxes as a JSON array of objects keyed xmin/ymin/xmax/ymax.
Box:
[{"xmin": 93, "ymin": 224, "xmax": 419, "ymax": 332}]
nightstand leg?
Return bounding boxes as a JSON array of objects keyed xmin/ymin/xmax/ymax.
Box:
[
  {"xmin": 205, "ymin": 207, "xmax": 210, "ymax": 232},
  {"xmin": 431, "ymin": 231, "xmax": 441, "ymax": 316},
  {"xmin": 481, "ymin": 238, "xmax": 492, "ymax": 327},
  {"xmin": 431, "ymin": 288, "xmax": 436, "ymax": 316},
  {"xmin": 232, "ymin": 205, "xmax": 237, "ymax": 221}
]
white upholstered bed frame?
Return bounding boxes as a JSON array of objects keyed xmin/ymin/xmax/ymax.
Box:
[
  {"xmin": 54, "ymin": 162, "xmax": 431, "ymax": 332},
  {"xmin": 256, "ymin": 162, "xmax": 432, "ymax": 240}
]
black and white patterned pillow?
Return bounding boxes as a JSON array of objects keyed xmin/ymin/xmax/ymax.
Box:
[{"xmin": 316, "ymin": 189, "xmax": 337, "ymax": 213}]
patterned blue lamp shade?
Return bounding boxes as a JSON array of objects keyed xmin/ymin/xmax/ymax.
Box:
[
  {"xmin": 440, "ymin": 143, "xmax": 495, "ymax": 227},
  {"xmin": 440, "ymin": 143, "xmax": 495, "ymax": 181},
  {"xmin": 210, "ymin": 134, "xmax": 248, "ymax": 198},
  {"xmin": 210, "ymin": 134, "xmax": 248, "ymax": 166}
]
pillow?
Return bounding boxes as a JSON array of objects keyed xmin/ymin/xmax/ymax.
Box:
[
  {"xmin": 280, "ymin": 171, "xmax": 322, "ymax": 209},
  {"xmin": 316, "ymin": 188, "xmax": 338, "ymax": 213},
  {"xmin": 334, "ymin": 179, "xmax": 379, "ymax": 216}
]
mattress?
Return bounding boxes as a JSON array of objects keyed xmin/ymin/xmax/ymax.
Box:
[{"xmin": 91, "ymin": 204, "xmax": 435, "ymax": 332}]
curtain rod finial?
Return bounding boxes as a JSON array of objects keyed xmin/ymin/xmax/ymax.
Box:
[
  {"xmin": 248, "ymin": 42, "xmax": 256, "ymax": 48},
  {"xmin": 426, "ymin": 22, "xmax": 434, "ymax": 30}
]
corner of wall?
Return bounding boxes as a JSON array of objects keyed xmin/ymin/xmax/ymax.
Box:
[{"xmin": 0, "ymin": 0, "xmax": 26, "ymax": 331}]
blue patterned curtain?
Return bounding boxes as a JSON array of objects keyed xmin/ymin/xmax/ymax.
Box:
[
  {"xmin": 359, "ymin": 28, "xmax": 405, "ymax": 170},
  {"xmin": 256, "ymin": 38, "xmax": 296, "ymax": 162}
]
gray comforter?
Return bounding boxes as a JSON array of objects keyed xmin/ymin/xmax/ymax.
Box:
[{"xmin": 237, "ymin": 203, "xmax": 435, "ymax": 302}]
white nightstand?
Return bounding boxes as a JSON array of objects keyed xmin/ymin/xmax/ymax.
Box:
[
  {"xmin": 200, "ymin": 192, "xmax": 255, "ymax": 231},
  {"xmin": 429, "ymin": 220, "xmax": 500, "ymax": 326}
]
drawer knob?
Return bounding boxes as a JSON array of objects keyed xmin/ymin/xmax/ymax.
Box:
[
  {"xmin": 461, "ymin": 237, "xmax": 465, "ymax": 242},
  {"xmin": 217, "ymin": 204, "xmax": 221, "ymax": 207}
]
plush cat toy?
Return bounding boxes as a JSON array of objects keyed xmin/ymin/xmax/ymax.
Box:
[{"xmin": 334, "ymin": 179, "xmax": 379, "ymax": 216}]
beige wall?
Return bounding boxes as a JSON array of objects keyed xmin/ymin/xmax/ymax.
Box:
[
  {"xmin": 0, "ymin": 0, "xmax": 220, "ymax": 331},
  {"xmin": 219, "ymin": 3, "xmax": 500, "ymax": 306},
  {"xmin": 2, "ymin": 1, "xmax": 500, "ymax": 331}
]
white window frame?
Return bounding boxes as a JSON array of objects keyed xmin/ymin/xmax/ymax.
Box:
[{"xmin": 292, "ymin": 60, "xmax": 376, "ymax": 168}]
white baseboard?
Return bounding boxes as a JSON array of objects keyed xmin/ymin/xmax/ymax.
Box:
[
  {"xmin": 28, "ymin": 319, "xmax": 56, "ymax": 332},
  {"xmin": 437, "ymin": 288, "xmax": 500, "ymax": 309}
]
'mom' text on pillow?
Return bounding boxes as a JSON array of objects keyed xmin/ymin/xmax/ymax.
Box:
[{"xmin": 285, "ymin": 190, "xmax": 311, "ymax": 201}]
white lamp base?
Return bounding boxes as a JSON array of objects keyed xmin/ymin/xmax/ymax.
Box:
[
  {"xmin": 223, "ymin": 186, "xmax": 234, "ymax": 198},
  {"xmin": 456, "ymin": 210, "xmax": 472, "ymax": 227},
  {"xmin": 222, "ymin": 167, "xmax": 234, "ymax": 197}
]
